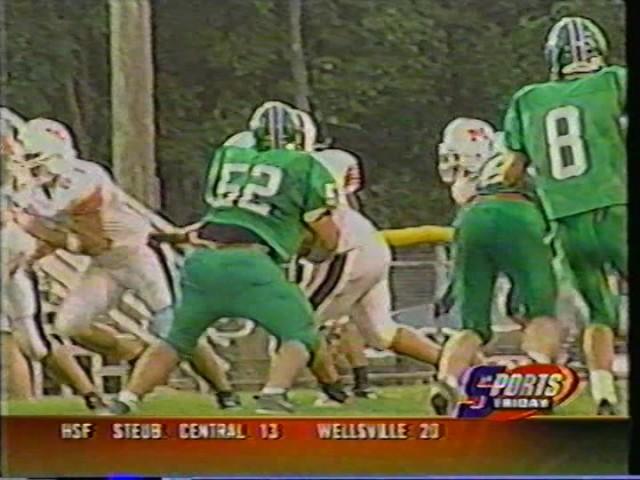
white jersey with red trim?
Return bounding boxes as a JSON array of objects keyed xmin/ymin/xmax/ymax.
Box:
[
  {"xmin": 311, "ymin": 149, "xmax": 375, "ymax": 252},
  {"xmin": 312, "ymin": 149, "xmax": 362, "ymax": 202},
  {"xmin": 1, "ymin": 185, "xmax": 39, "ymax": 294},
  {"xmin": 15, "ymin": 159, "xmax": 152, "ymax": 248}
]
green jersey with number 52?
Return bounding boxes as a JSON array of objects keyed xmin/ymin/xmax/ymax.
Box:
[
  {"xmin": 203, "ymin": 146, "xmax": 339, "ymax": 262},
  {"xmin": 503, "ymin": 65, "xmax": 626, "ymax": 220}
]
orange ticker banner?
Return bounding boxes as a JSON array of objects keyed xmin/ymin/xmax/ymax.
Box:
[{"xmin": 0, "ymin": 417, "xmax": 629, "ymax": 476}]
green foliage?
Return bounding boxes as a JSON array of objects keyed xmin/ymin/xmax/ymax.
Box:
[{"xmin": 3, "ymin": 0, "xmax": 626, "ymax": 226}]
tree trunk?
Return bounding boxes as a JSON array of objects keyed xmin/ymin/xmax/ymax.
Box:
[
  {"xmin": 109, "ymin": 0, "xmax": 160, "ymax": 208},
  {"xmin": 288, "ymin": 0, "xmax": 311, "ymax": 112}
]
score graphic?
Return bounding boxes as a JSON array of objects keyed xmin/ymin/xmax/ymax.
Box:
[{"xmin": 457, "ymin": 364, "xmax": 580, "ymax": 420}]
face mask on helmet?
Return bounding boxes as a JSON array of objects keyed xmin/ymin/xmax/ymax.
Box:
[
  {"xmin": 451, "ymin": 175, "xmax": 477, "ymax": 206},
  {"xmin": 545, "ymin": 16, "xmax": 608, "ymax": 80},
  {"xmin": 18, "ymin": 118, "xmax": 77, "ymax": 176},
  {"xmin": 437, "ymin": 143, "xmax": 458, "ymax": 184}
]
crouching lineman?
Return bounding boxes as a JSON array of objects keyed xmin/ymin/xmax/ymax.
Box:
[
  {"xmin": 108, "ymin": 101, "xmax": 345, "ymax": 415},
  {"xmin": 1, "ymin": 109, "xmax": 106, "ymax": 409},
  {"xmin": 429, "ymin": 120, "xmax": 562, "ymax": 416},
  {"xmin": 10, "ymin": 117, "xmax": 241, "ymax": 410}
]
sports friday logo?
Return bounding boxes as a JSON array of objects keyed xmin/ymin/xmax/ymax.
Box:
[{"xmin": 456, "ymin": 364, "xmax": 580, "ymax": 420}]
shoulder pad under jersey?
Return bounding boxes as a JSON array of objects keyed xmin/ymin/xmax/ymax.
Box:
[{"xmin": 312, "ymin": 149, "xmax": 363, "ymax": 194}]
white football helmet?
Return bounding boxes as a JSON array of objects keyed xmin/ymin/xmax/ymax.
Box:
[
  {"xmin": 0, "ymin": 107, "xmax": 26, "ymax": 136},
  {"xmin": 313, "ymin": 149, "xmax": 362, "ymax": 195},
  {"xmin": 18, "ymin": 118, "xmax": 77, "ymax": 174},
  {"xmin": 493, "ymin": 131, "xmax": 506, "ymax": 154},
  {"xmin": 248, "ymin": 100, "xmax": 296, "ymax": 130},
  {"xmin": 223, "ymin": 130, "xmax": 256, "ymax": 148},
  {"xmin": 248, "ymin": 101, "xmax": 319, "ymax": 152},
  {"xmin": 1, "ymin": 108, "xmax": 28, "ymax": 188},
  {"xmin": 437, "ymin": 118, "xmax": 496, "ymax": 184}
]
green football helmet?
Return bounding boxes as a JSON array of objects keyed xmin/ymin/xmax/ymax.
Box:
[
  {"xmin": 248, "ymin": 101, "xmax": 305, "ymax": 150},
  {"xmin": 545, "ymin": 16, "xmax": 609, "ymax": 80}
]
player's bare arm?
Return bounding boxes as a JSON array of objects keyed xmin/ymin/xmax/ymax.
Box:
[
  {"xmin": 149, "ymin": 221, "xmax": 203, "ymax": 246},
  {"xmin": 305, "ymin": 211, "xmax": 341, "ymax": 261},
  {"xmin": 12, "ymin": 209, "xmax": 74, "ymax": 251}
]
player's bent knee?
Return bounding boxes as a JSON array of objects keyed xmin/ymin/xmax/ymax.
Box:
[
  {"xmin": 55, "ymin": 318, "xmax": 91, "ymax": 339},
  {"xmin": 285, "ymin": 331, "xmax": 319, "ymax": 355},
  {"xmin": 447, "ymin": 329, "xmax": 484, "ymax": 349},
  {"xmin": 586, "ymin": 314, "xmax": 619, "ymax": 330},
  {"xmin": 13, "ymin": 332, "xmax": 49, "ymax": 361},
  {"xmin": 161, "ymin": 335, "xmax": 193, "ymax": 360},
  {"xmin": 468, "ymin": 326, "xmax": 492, "ymax": 345},
  {"xmin": 55, "ymin": 310, "xmax": 94, "ymax": 339},
  {"xmin": 371, "ymin": 321, "xmax": 398, "ymax": 349},
  {"xmin": 584, "ymin": 323, "xmax": 614, "ymax": 336}
]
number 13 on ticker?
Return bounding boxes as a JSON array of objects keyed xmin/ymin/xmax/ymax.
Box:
[{"xmin": 259, "ymin": 423, "xmax": 282, "ymax": 440}]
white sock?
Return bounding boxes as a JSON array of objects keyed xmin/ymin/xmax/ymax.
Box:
[
  {"xmin": 589, "ymin": 369, "xmax": 618, "ymax": 404},
  {"xmin": 118, "ymin": 390, "xmax": 140, "ymax": 408},
  {"xmin": 527, "ymin": 351, "xmax": 551, "ymax": 364},
  {"xmin": 261, "ymin": 387, "xmax": 286, "ymax": 395},
  {"xmin": 439, "ymin": 374, "xmax": 459, "ymax": 391}
]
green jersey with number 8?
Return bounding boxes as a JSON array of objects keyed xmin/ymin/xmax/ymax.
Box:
[
  {"xmin": 203, "ymin": 146, "xmax": 338, "ymax": 262},
  {"xmin": 503, "ymin": 65, "xmax": 626, "ymax": 219}
]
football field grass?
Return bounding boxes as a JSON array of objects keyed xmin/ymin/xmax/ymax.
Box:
[{"xmin": 3, "ymin": 381, "xmax": 628, "ymax": 417}]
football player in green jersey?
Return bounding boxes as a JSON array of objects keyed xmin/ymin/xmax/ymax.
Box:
[
  {"xmin": 108, "ymin": 101, "xmax": 346, "ymax": 414},
  {"xmin": 429, "ymin": 120, "xmax": 561, "ymax": 416},
  {"xmin": 503, "ymin": 17, "xmax": 627, "ymax": 415}
]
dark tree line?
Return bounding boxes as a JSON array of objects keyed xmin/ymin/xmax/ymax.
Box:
[{"xmin": 3, "ymin": 0, "xmax": 625, "ymax": 226}]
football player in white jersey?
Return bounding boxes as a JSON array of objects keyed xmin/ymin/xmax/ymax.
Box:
[
  {"xmin": 11, "ymin": 118, "xmax": 241, "ymax": 410},
  {"xmin": 11, "ymin": 118, "xmax": 168, "ymax": 363},
  {"xmin": 1, "ymin": 107, "xmax": 33, "ymax": 400},
  {"xmin": 1, "ymin": 110, "xmax": 107, "ymax": 409},
  {"xmin": 290, "ymin": 110, "xmax": 442, "ymax": 375}
]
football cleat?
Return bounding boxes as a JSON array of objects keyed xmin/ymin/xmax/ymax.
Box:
[
  {"xmin": 103, "ymin": 399, "xmax": 134, "ymax": 416},
  {"xmin": 216, "ymin": 391, "xmax": 242, "ymax": 410},
  {"xmin": 352, "ymin": 386, "xmax": 379, "ymax": 399},
  {"xmin": 596, "ymin": 399, "xmax": 619, "ymax": 416},
  {"xmin": 320, "ymin": 381, "xmax": 350, "ymax": 404},
  {"xmin": 83, "ymin": 392, "xmax": 109, "ymax": 414},
  {"xmin": 428, "ymin": 381, "xmax": 460, "ymax": 417},
  {"xmin": 313, "ymin": 393, "xmax": 343, "ymax": 408},
  {"xmin": 254, "ymin": 392, "xmax": 295, "ymax": 414}
]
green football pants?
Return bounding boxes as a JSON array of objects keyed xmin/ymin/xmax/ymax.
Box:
[
  {"xmin": 164, "ymin": 247, "xmax": 320, "ymax": 357},
  {"xmin": 554, "ymin": 205, "xmax": 627, "ymax": 328},
  {"xmin": 454, "ymin": 199, "xmax": 557, "ymax": 343}
]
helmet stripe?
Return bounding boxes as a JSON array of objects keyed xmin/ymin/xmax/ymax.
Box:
[
  {"xmin": 576, "ymin": 19, "xmax": 588, "ymax": 62},
  {"xmin": 567, "ymin": 19, "xmax": 580, "ymax": 62}
]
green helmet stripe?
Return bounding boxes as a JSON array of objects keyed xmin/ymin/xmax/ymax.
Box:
[{"xmin": 545, "ymin": 16, "xmax": 609, "ymax": 79}]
